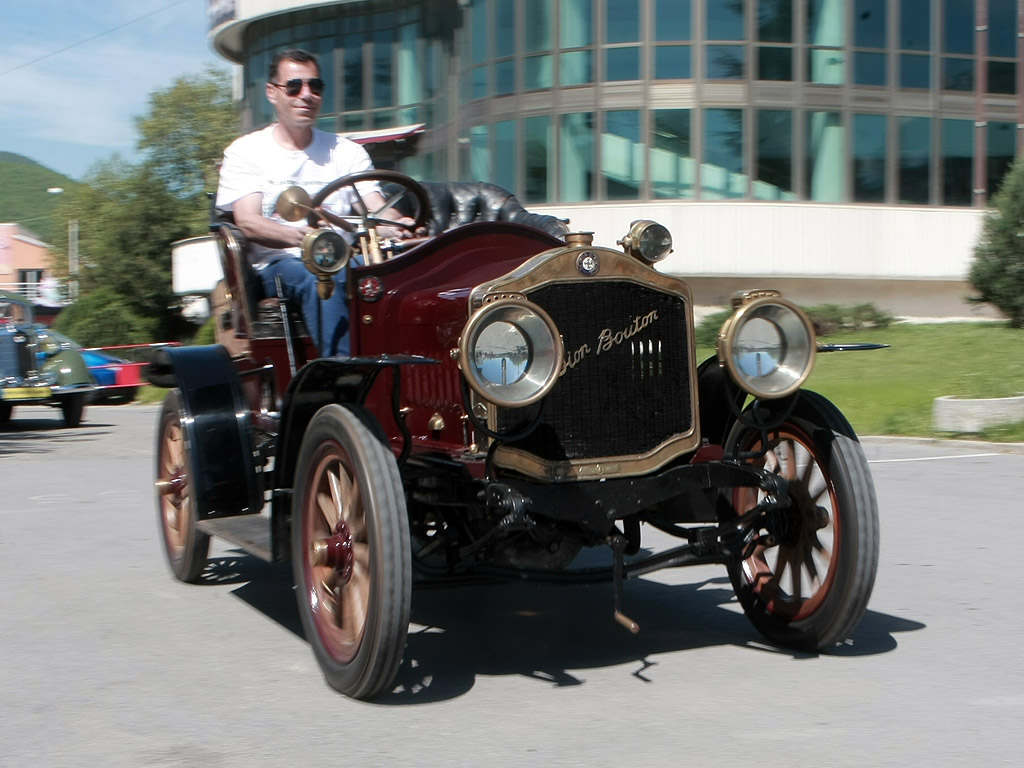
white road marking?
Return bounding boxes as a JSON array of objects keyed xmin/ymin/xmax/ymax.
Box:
[{"xmin": 868, "ymin": 453, "xmax": 1004, "ymax": 464}]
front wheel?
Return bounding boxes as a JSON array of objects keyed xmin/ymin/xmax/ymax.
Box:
[
  {"xmin": 725, "ymin": 391, "xmax": 879, "ymax": 651},
  {"xmin": 292, "ymin": 404, "xmax": 411, "ymax": 699},
  {"xmin": 60, "ymin": 392, "xmax": 86, "ymax": 427}
]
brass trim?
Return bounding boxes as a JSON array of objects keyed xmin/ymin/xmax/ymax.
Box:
[{"xmin": 466, "ymin": 244, "xmax": 701, "ymax": 482}]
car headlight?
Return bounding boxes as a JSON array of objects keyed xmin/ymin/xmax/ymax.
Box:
[
  {"xmin": 618, "ymin": 220, "xmax": 673, "ymax": 264},
  {"xmin": 459, "ymin": 299, "xmax": 564, "ymax": 408},
  {"xmin": 717, "ymin": 293, "xmax": 816, "ymax": 399}
]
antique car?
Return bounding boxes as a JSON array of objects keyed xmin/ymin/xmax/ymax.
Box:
[
  {"xmin": 147, "ymin": 171, "xmax": 880, "ymax": 700},
  {"xmin": 0, "ymin": 290, "xmax": 94, "ymax": 427}
]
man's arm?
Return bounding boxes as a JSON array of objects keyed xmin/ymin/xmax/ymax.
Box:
[{"xmin": 231, "ymin": 192, "xmax": 312, "ymax": 249}]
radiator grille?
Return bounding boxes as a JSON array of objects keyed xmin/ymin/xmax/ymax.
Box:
[{"xmin": 496, "ymin": 281, "xmax": 692, "ymax": 462}]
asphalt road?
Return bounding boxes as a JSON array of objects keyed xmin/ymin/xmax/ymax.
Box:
[{"xmin": 2, "ymin": 402, "xmax": 1022, "ymax": 767}]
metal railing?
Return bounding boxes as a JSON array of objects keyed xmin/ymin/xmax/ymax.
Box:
[{"xmin": 0, "ymin": 282, "xmax": 70, "ymax": 305}]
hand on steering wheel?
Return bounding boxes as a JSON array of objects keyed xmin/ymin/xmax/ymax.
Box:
[{"xmin": 309, "ymin": 170, "xmax": 433, "ymax": 236}]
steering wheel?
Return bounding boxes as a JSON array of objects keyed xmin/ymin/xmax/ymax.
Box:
[{"xmin": 309, "ymin": 170, "xmax": 432, "ymax": 234}]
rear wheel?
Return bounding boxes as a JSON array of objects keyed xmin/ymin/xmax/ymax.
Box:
[
  {"xmin": 60, "ymin": 393, "xmax": 86, "ymax": 427},
  {"xmin": 0, "ymin": 402, "xmax": 12, "ymax": 424},
  {"xmin": 725, "ymin": 392, "xmax": 879, "ymax": 651},
  {"xmin": 292, "ymin": 404, "xmax": 411, "ymax": 699},
  {"xmin": 155, "ymin": 389, "xmax": 210, "ymax": 582}
]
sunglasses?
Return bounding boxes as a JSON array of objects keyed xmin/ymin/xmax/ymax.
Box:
[{"xmin": 270, "ymin": 77, "xmax": 324, "ymax": 96}]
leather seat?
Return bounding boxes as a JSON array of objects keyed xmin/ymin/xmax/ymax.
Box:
[{"xmin": 396, "ymin": 181, "xmax": 570, "ymax": 239}]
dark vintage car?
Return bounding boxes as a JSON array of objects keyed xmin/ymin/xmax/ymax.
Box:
[
  {"xmin": 0, "ymin": 290, "xmax": 94, "ymax": 427},
  {"xmin": 147, "ymin": 172, "xmax": 880, "ymax": 699}
]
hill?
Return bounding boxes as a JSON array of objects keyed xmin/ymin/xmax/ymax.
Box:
[{"xmin": 0, "ymin": 153, "xmax": 77, "ymax": 244}]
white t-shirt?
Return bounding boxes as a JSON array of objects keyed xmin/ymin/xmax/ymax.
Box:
[{"xmin": 216, "ymin": 125, "xmax": 377, "ymax": 265}]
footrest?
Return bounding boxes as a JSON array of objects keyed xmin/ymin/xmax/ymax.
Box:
[{"xmin": 197, "ymin": 514, "xmax": 274, "ymax": 562}]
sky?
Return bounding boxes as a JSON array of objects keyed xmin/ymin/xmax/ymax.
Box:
[{"xmin": 0, "ymin": 0, "xmax": 225, "ymax": 180}]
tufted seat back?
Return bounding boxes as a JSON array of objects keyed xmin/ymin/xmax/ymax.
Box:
[{"xmin": 388, "ymin": 181, "xmax": 570, "ymax": 240}]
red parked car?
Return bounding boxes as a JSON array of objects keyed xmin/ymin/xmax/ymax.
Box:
[{"xmin": 147, "ymin": 172, "xmax": 880, "ymax": 700}]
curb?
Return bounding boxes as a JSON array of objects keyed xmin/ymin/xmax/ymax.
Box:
[{"xmin": 860, "ymin": 434, "xmax": 1024, "ymax": 454}]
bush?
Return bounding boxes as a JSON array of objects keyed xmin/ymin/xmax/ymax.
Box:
[
  {"xmin": 191, "ymin": 315, "xmax": 217, "ymax": 345},
  {"xmin": 52, "ymin": 288, "xmax": 156, "ymax": 347},
  {"xmin": 970, "ymin": 153, "xmax": 1024, "ymax": 328},
  {"xmin": 802, "ymin": 302, "xmax": 895, "ymax": 335},
  {"xmin": 696, "ymin": 302, "xmax": 893, "ymax": 346}
]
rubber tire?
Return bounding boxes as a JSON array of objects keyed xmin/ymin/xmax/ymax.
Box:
[
  {"xmin": 155, "ymin": 389, "xmax": 211, "ymax": 583},
  {"xmin": 0, "ymin": 402, "xmax": 12, "ymax": 424},
  {"xmin": 725, "ymin": 392, "xmax": 880, "ymax": 651},
  {"xmin": 61, "ymin": 393, "xmax": 86, "ymax": 427},
  {"xmin": 292, "ymin": 404, "xmax": 411, "ymax": 700}
]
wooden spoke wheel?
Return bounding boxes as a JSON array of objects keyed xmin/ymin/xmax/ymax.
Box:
[
  {"xmin": 726, "ymin": 392, "xmax": 880, "ymax": 651},
  {"xmin": 155, "ymin": 389, "xmax": 210, "ymax": 583},
  {"xmin": 292, "ymin": 405, "xmax": 411, "ymax": 699}
]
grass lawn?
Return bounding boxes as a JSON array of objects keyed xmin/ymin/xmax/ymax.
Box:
[{"xmin": 703, "ymin": 321, "xmax": 1024, "ymax": 441}]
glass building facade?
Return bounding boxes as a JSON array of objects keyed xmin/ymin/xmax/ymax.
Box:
[{"xmin": 214, "ymin": 0, "xmax": 1023, "ymax": 209}]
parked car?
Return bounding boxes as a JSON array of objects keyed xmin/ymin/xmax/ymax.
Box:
[
  {"xmin": 147, "ymin": 172, "xmax": 881, "ymax": 700},
  {"xmin": 0, "ymin": 290, "xmax": 94, "ymax": 427}
]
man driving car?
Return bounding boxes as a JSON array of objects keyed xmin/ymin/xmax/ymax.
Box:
[{"xmin": 216, "ymin": 48, "xmax": 413, "ymax": 356}]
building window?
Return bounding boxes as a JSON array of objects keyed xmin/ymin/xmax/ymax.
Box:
[
  {"xmin": 943, "ymin": 0, "xmax": 974, "ymax": 55},
  {"xmin": 987, "ymin": 121, "xmax": 1017, "ymax": 197},
  {"xmin": 605, "ymin": 46, "xmax": 641, "ymax": 81},
  {"xmin": 900, "ymin": 0, "xmax": 930, "ymax": 51},
  {"xmin": 708, "ymin": 0, "xmax": 744, "ymax": 40},
  {"xmin": 651, "ymin": 109, "xmax": 694, "ymax": 199},
  {"xmin": 561, "ymin": 50, "xmax": 594, "ymax": 85},
  {"xmin": 561, "ymin": 112, "xmax": 595, "ymax": 202},
  {"xmin": 495, "ymin": 0, "xmax": 516, "ymax": 58},
  {"xmin": 605, "ymin": 0, "xmax": 639, "ymax": 43},
  {"xmin": 562, "ymin": 0, "xmax": 593, "ymax": 47},
  {"xmin": 525, "ymin": 54, "xmax": 553, "ymax": 89},
  {"xmin": 807, "ymin": 0, "xmax": 844, "ymax": 84},
  {"xmin": 942, "ymin": 58, "xmax": 974, "ymax": 91},
  {"xmin": 495, "ymin": 120, "xmax": 517, "ymax": 193},
  {"xmin": 603, "ymin": 110, "xmax": 642, "ymax": 199},
  {"xmin": 655, "ymin": 0, "xmax": 691, "ymax": 41},
  {"xmin": 524, "ymin": 115, "xmax": 553, "ymax": 203},
  {"xmin": 755, "ymin": 109, "xmax": 794, "ymax": 199},
  {"xmin": 898, "ymin": 116, "xmax": 931, "ymax": 204},
  {"xmin": 463, "ymin": 124, "xmax": 490, "ymax": 181},
  {"xmin": 853, "ymin": 114, "xmax": 887, "ymax": 203},
  {"xmin": 654, "ymin": 45, "xmax": 692, "ymax": 79},
  {"xmin": 703, "ymin": 108, "xmax": 746, "ymax": 199},
  {"xmin": 806, "ymin": 110, "xmax": 844, "ymax": 202},
  {"xmin": 708, "ymin": 45, "xmax": 746, "ymax": 79},
  {"xmin": 854, "ymin": 51, "xmax": 886, "ymax": 85},
  {"xmin": 941, "ymin": 118, "xmax": 973, "ymax": 206},
  {"xmin": 900, "ymin": 54, "xmax": 931, "ymax": 89},
  {"xmin": 759, "ymin": 46, "xmax": 792, "ymax": 80},
  {"xmin": 524, "ymin": 0, "xmax": 552, "ymax": 52}
]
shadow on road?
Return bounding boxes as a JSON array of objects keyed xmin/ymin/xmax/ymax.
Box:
[
  {"xmin": 208, "ymin": 551, "xmax": 925, "ymax": 705},
  {"xmin": 0, "ymin": 417, "xmax": 115, "ymax": 454}
]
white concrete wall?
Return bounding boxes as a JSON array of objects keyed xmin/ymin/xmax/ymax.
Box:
[
  {"xmin": 535, "ymin": 201, "xmax": 993, "ymax": 318},
  {"xmin": 539, "ymin": 201, "xmax": 985, "ymax": 280}
]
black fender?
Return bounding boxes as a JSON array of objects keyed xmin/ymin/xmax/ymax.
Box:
[
  {"xmin": 273, "ymin": 354, "xmax": 438, "ymax": 501},
  {"xmin": 696, "ymin": 354, "xmax": 858, "ymax": 450},
  {"xmin": 150, "ymin": 345, "xmax": 260, "ymax": 519},
  {"xmin": 696, "ymin": 355, "xmax": 748, "ymax": 448}
]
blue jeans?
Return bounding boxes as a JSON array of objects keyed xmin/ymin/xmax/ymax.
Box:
[{"xmin": 259, "ymin": 257, "xmax": 350, "ymax": 357}]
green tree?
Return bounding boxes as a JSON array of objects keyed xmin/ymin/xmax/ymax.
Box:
[
  {"xmin": 136, "ymin": 67, "xmax": 238, "ymax": 231},
  {"xmin": 970, "ymin": 153, "xmax": 1024, "ymax": 328},
  {"xmin": 49, "ymin": 70, "xmax": 239, "ymax": 341}
]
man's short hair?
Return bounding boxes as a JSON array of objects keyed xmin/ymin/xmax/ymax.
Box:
[{"xmin": 269, "ymin": 49, "xmax": 319, "ymax": 82}]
